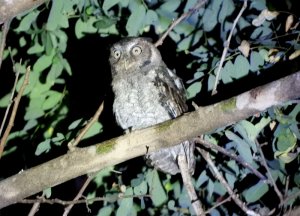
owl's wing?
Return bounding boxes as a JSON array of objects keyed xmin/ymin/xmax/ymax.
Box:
[{"xmin": 154, "ymin": 66, "xmax": 188, "ymax": 118}]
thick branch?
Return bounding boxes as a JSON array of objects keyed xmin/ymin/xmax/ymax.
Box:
[
  {"xmin": 0, "ymin": 0, "xmax": 46, "ymax": 24},
  {"xmin": 0, "ymin": 71, "xmax": 299, "ymax": 208}
]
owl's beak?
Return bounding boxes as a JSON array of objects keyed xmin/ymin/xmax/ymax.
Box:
[{"xmin": 124, "ymin": 60, "xmax": 129, "ymax": 71}]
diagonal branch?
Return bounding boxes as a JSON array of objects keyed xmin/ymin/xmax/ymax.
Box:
[
  {"xmin": 154, "ymin": 0, "xmax": 207, "ymax": 47},
  {"xmin": 0, "ymin": 71, "xmax": 299, "ymax": 208},
  {"xmin": 212, "ymin": 0, "xmax": 248, "ymax": 95},
  {"xmin": 0, "ymin": 67, "xmax": 31, "ymax": 158}
]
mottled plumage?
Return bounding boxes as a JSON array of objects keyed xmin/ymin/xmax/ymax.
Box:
[{"xmin": 109, "ymin": 37, "xmax": 195, "ymax": 175}]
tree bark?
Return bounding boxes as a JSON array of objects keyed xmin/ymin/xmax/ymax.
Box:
[
  {"xmin": 0, "ymin": 0, "xmax": 46, "ymax": 24},
  {"xmin": 0, "ymin": 71, "xmax": 299, "ymax": 208}
]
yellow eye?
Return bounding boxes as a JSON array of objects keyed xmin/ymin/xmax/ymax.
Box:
[
  {"xmin": 132, "ymin": 46, "xmax": 142, "ymax": 56},
  {"xmin": 113, "ymin": 49, "xmax": 121, "ymax": 59}
]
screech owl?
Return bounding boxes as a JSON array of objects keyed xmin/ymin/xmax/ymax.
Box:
[{"xmin": 109, "ymin": 37, "xmax": 195, "ymax": 175}]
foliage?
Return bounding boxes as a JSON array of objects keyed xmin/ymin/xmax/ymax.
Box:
[{"xmin": 0, "ymin": 0, "xmax": 300, "ymax": 215}]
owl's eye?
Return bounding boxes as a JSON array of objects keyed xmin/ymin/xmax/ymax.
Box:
[
  {"xmin": 132, "ymin": 46, "xmax": 142, "ymax": 56},
  {"xmin": 113, "ymin": 49, "xmax": 121, "ymax": 59}
]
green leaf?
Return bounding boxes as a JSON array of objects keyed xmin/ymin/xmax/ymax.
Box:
[
  {"xmin": 186, "ymin": 82, "xmax": 201, "ymax": 99},
  {"xmin": 27, "ymin": 40, "xmax": 44, "ymax": 54},
  {"xmin": 0, "ymin": 93, "xmax": 11, "ymax": 108},
  {"xmin": 43, "ymin": 188, "xmax": 52, "ymax": 198},
  {"xmin": 250, "ymin": 51, "xmax": 264, "ymax": 72},
  {"xmin": 103, "ymin": 0, "xmax": 121, "ymax": 14},
  {"xmin": 19, "ymin": 37, "xmax": 26, "ymax": 47},
  {"xmin": 46, "ymin": 0, "xmax": 69, "ymax": 30},
  {"xmin": 33, "ymin": 54, "xmax": 53, "ymax": 74},
  {"xmin": 94, "ymin": 17, "xmax": 117, "ymax": 29},
  {"xmin": 116, "ymin": 188, "xmax": 134, "ymax": 216},
  {"xmin": 35, "ymin": 139, "xmax": 51, "ymax": 155},
  {"xmin": 243, "ymin": 181, "xmax": 269, "ymax": 203},
  {"xmin": 75, "ymin": 17, "xmax": 97, "ymax": 39},
  {"xmin": 225, "ymin": 130, "xmax": 253, "ymax": 164},
  {"xmin": 97, "ymin": 206, "xmax": 113, "ymax": 216},
  {"xmin": 68, "ymin": 119, "xmax": 83, "ymax": 130},
  {"xmin": 160, "ymin": 0, "xmax": 181, "ymax": 12},
  {"xmin": 47, "ymin": 60, "xmax": 64, "ymax": 83},
  {"xmin": 202, "ymin": 8, "xmax": 217, "ymax": 32},
  {"xmin": 42, "ymin": 91, "xmax": 62, "ymax": 110},
  {"xmin": 146, "ymin": 170, "xmax": 167, "ymax": 206},
  {"xmin": 207, "ymin": 74, "xmax": 216, "ymax": 91},
  {"xmin": 126, "ymin": 4, "xmax": 146, "ymax": 36},
  {"xmin": 231, "ymin": 55, "xmax": 250, "ymax": 79},
  {"xmin": 24, "ymin": 107, "xmax": 45, "ymax": 120},
  {"xmin": 82, "ymin": 122, "xmax": 103, "ymax": 139},
  {"xmin": 218, "ymin": 0, "xmax": 234, "ymax": 22},
  {"xmin": 133, "ymin": 180, "xmax": 147, "ymax": 195},
  {"xmin": 145, "ymin": 10, "xmax": 159, "ymax": 26},
  {"xmin": 221, "ymin": 60, "xmax": 234, "ymax": 84},
  {"xmin": 15, "ymin": 11, "xmax": 40, "ymax": 32}
]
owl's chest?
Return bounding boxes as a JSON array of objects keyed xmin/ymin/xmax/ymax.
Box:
[{"xmin": 112, "ymin": 72, "xmax": 170, "ymax": 130}]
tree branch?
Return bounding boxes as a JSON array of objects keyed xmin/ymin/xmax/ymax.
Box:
[
  {"xmin": 197, "ymin": 147, "xmax": 261, "ymax": 216},
  {"xmin": 0, "ymin": 71, "xmax": 299, "ymax": 208},
  {"xmin": 154, "ymin": 0, "xmax": 207, "ymax": 47},
  {"xmin": 212, "ymin": 0, "xmax": 248, "ymax": 95},
  {"xmin": 0, "ymin": 0, "xmax": 46, "ymax": 24},
  {"xmin": 0, "ymin": 19, "xmax": 11, "ymax": 71},
  {"xmin": 0, "ymin": 66, "xmax": 31, "ymax": 158}
]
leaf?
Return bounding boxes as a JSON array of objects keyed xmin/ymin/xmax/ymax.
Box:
[
  {"xmin": 285, "ymin": 15, "xmax": 294, "ymax": 32},
  {"xmin": 68, "ymin": 119, "xmax": 83, "ymax": 130},
  {"xmin": 15, "ymin": 11, "xmax": 40, "ymax": 32},
  {"xmin": 133, "ymin": 180, "xmax": 147, "ymax": 195},
  {"xmin": 145, "ymin": 10, "xmax": 159, "ymax": 26},
  {"xmin": 250, "ymin": 51, "xmax": 264, "ymax": 72},
  {"xmin": 186, "ymin": 81, "xmax": 201, "ymax": 99},
  {"xmin": 46, "ymin": 0, "xmax": 69, "ymax": 30},
  {"xmin": 146, "ymin": 170, "xmax": 167, "ymax": 206},
  {"xmin": 103, "ymin": 0, "xmax": 120, "ymax": 14},
  {"xmin": 82, "ymin": 122, "xmax": 103, "ymax": 139},
  {"xmin": 252, "ymin": 9, "xmax": 279, "ymax": 26},
  {"xmin": 243, "ymin": 181, "xmax": 269, "ymax": 203},
  {"xmin": 33, "ymin": 54, "xmax": 53, "ymax": 74},
  {"xmin": 42, "ymin": 91, "xmax": 62, "ymax": 110},
  {"xmin": 94, "ymin": 17, "xmax": 117, "ymax": 29},
  {"xmin": 75, "ymin": 17, "xmax": 97, "ymax": 39},
  {"xmin": 0, "ymin": 93, "xmax": 11, "ymax": 108},
  {"xmin": 289, "ymin": 50, "xmax": 300, "ymax": 60},
  {"xmin": 231, "ymin": 55, "xmax": 249, "ymax": 79},
  {"xmin": 116, "ymin": 188, "xmax": 134, "ymax": 216},
  {"xmin": 221, "ymin": 60, "xmax": 234, "ymax": 84},
  {"xmin": 202, "ymin": 8, "xmax": 218, "ymax": 32},
  {"xmin": 160, "ymin": 0, "xmax": 181, "ymax": 12},
  {"xmin": 218, "ymin": 0, "xmax": 234, "ymax": 23},
  {"xmin": 238, "ymin": 40, "xmax": 250, "ymax": 57},
  {"xmin": 43, "ymin": 188, "xmax": 52, "ymax": 198},
  {"xmin": 225, "ymin": 131, "xmax": 253, "ymax": 164},
  {"xmin": 24, "ymin": 107, "xmax": 45, "ymax": 120},
  {"xmin": 126, "ymin": 4, "xmax": 146, "ymax": 36},
  {"xmin": 27, "ymin": 40, "xmax": 44, "ymax": 54},
  {"xmin": 97, "ymin": 206, "xmax": 113, "ymax": 216},
  {"xmin": 207, "ymin": 74, "xmax": 216, "ymax": 91},
  {"xmin": 35, "ymin": 139, "xmax": 51, "ymax": 155}
]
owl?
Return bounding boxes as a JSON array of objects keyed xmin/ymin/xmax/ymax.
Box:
[{"xmin": 109, "ymin": 37, "xmax": 195, "ymax": 175}]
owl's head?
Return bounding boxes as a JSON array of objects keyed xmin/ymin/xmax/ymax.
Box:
[{"xmin": 109, "ymin": 37, "xmax": 163, "ymax": 76}]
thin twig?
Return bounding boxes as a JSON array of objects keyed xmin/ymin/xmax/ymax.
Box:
[
  {"xmin": 20, "ymin": 194, "xmax": 151, "ymax": 205},
  {"xmin": 178, "ymin": 154, "xmax": 205, "ymax": 216},
  {"xmin": 154, "ymin": 0, "xmax": 207, "ymax": 47},
  {"xmin": 205, "ymin": 196, "xmax": 231, "ymax": 214},
  {"xmin": 211, "ymin": 0, "xmax": 248, "ymax": 95},
  {"xmin": 0, "ymin": 64, "xmax": 20, "ymax": 137},
  {"xmin": 27, "ymin": 201, "xmax": 41, "ymax": 216},
  {"xmin": 197, "ymin": 147, "xmax": 261, "ymax": 216},
  {"xmin": 255, "ymin": 140, "xmax": 284, "ymax": 202},
  {"xmin": 63, "ymin": 174, "xmax": 95, "ymax": 216},
  {"xmin": 0, "ymin": 66, "xmax": 31, "ymax": 158},
  {"xmin": 68, "ymin": 101, "xmax": 104, "ymax": 150},
  {"xmin": 0, "ymin": 20, "xmax": 11, "ymax": 71},
  {"xmin": 194, "ymin": 137, "xmax": 267, "ymax": 181}
]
